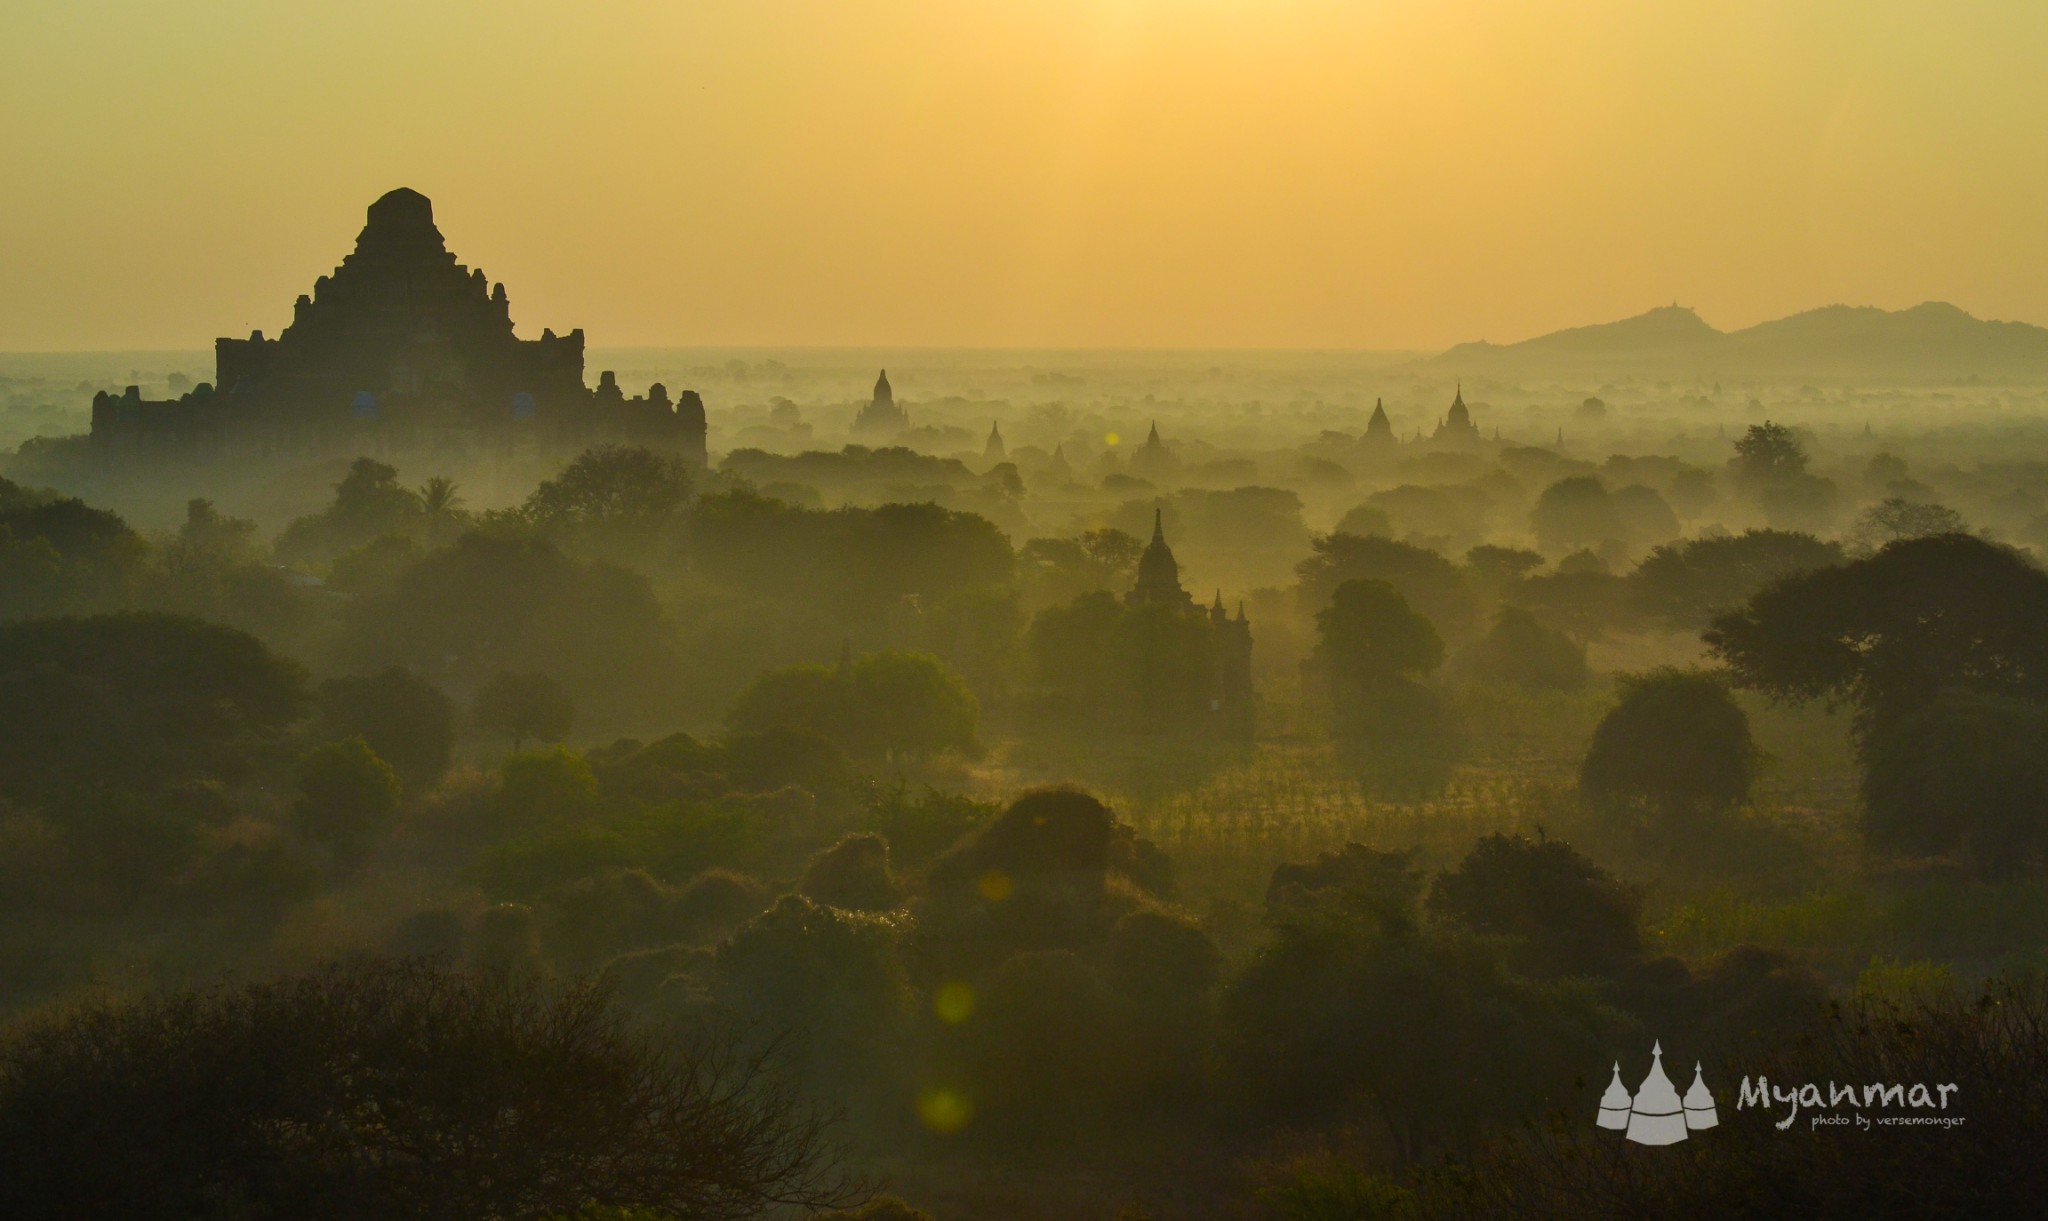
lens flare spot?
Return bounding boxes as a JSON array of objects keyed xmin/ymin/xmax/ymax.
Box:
[
  {"xmin": 1105, "ymin": 431, "xmax": 1121, "ymax": 446},
  {"xmin": 934, "ymin": 981, "xmax": 976, "ymax": 1023},
  {"xmin": 977, "ymin": 870, "xmax": 1013, "ymax": 901},
  {"xmin": 916, "ymin": 1086, "xmax": 973, "ymax": 1135}
]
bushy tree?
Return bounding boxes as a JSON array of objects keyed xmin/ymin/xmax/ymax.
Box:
[
  {"xmin": 293, "ymin": 737, "xmax": 401, "ymax": 866},
  {"xmin": 339, "ymin": 533, "xmax": 681, "ymax": 730},
  {"xmin": 0, "ymin": 612, "xmax": 307, "ymax": 802},
  {"xmin": 1580, "ymin": 669, "xmax": 1756, "ymax": 822},
  {"xmin": 1314, "ymin": 578, "xmax": 1445, "ymax": 689},
  {"xmin": 1729, "ymin": 422, "xmax": 1836, "ymax": 531},
  {"xmin": 727, "ymin": 651, "xmax": 979, "ymax": 759},
  {"xmin": 1730, "ymin": 420, "xmax": 1809, "ymax": 484},
  {"xmin": 689, "ymin": 492, "xmax": 1014, "ymax": 614},
  {"xmin": 1530, "ymin": 476, "xmax": 1620, "ymax": 555},
  {"xmin": 1461, "ymin": 606, "xmax": 1589, "ymax": 691},
  {"xmin": 1296, "ymin": 533, "xmax": 1475, "ymax": 637},
  {"xmin": 1464, "ymin": 543, "xmax": 1545, "ymax": 593},
  {"xmin": 0, "ymin": 962, "xmax": 859, "ymax": 1220},
  {"xmin": 1847, "ymin": 497, "xmax": 1968, "ymax": 554},
  {"xmin": 475, "ymin": 671, "xmax": 576, "ymax": 752},
  {"xmin": 1311, "ymin": 581, "xmax": 1459, "ymax": 788},
  {"xmin": 275, "ymin": 457, "xmax": 424, "ymax": 563},
  {"xmin": 1220, "ymin": 885, "xmax": 1617, "ymax": 1164},
  {"xmin": 800, "ymin": 833, "xmax": 902, "ymax": 912},
  {"xmin": 1629, "ymin": 529, "xmax": 1843, "ymax": 628},
  {"xmin": 522, "ymin": 445, "xmax": 693, "ymax": 545},
  {"xmin": 1425, "ymin": 834, "xmax": 1641, "ymax": 978},
  {"xmin": 1707, "ymin": 534, "xmax": 2048, "ymax": 729},
  {"xmin": 1860, "ymin": 690, "xmax": 2048, "ymax": 872},
  {"xmin": 317, "ymin": 667, "xmax": 456, "ymax": 785},
  {"xmin": 714, "ymin": 894, "xmax": 912, "ymax": 1105},
  {"xmin": 0, "ymin": 494, "xmax": 145, "ymax": 618}
]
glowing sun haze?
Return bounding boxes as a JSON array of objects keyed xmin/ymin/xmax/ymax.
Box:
[{"xmin": 3, "ymin": 0, "xmax": 2045, "ymax": 350}]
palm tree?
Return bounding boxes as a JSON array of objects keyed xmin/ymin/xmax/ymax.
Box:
[{"xmin": 418, "ymin": 476, "xmax": 468, "ymax": 543}]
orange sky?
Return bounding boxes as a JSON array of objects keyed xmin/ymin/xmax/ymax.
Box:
[{"xmin": 3, "ymin": 0, "xmax": 2045, "ymax": 350}]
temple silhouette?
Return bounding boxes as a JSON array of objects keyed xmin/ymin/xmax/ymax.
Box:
[
  {"xmin": 851, "ymin": 369, "xmax": 909, "ymax": 439},
  {"xmin": 89, "ymin": 188, "xmax": 705, "ymax": 462},
  {"xmin": 1127, "ymin": 509, "xmax": 1255, "ymax": 738}
]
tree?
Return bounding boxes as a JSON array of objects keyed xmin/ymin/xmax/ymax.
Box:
[
  {"xmin": 293, "ymin": 737, "xmax": 401, "ymax": 866},
  {"xmin": 1219, "ymin": 888, "xmax": 1616, "ymax": 1165},
  {"xmin": 1313, "ymin": 579, "xmax": 1444, "ymax": 689},
  {"xmin": 338, "ymin": 533, "xmax": 683, "ymax": 729},
  {"xmin": 1729, "ymin": 423, "xmax": 1836, "ymax": 531},
  {"xmin": 417, "ymin": 475, "xmax": 470, "ymax": 543},
  {"xmin": 0, "ymin": 495, "xmax": 145, "ymax": 618},
  {"xmin": 1731, "ymin": 420, "xmax": 1809, "ymax": 484},
  {"xmin": 1078, "ymin": 526, "xmax": 1144, "ymax": 584},
  {"xmin": 1530, "ymin": 477, "xmax": 1620, "ymax": 555},
  {"xmin": 1706, "ymin": 534, "xmax": 2048, "ymax": 730},
  {"xmin": 316, "ymin": 667, "xmax": 456, "ymax": 786},
  {"xmin": 475, "ymin": 671, "xmax": 576, "ymax": 752},
  {"xmin": 0, "ymin": 962, "xmax": 860, "ymax": 1220},
  {"xmin": 1629, "ymin": 529, "xmax": 1843, "ymax": 628},
  {"xmin": 1296, "ymin": 533, "xmax": 1474, "ymax": 637},
  {"xmin": 1462, "ymin": 606, "xmax": 1588, "ymax": 692},
  {"xmin": 1312, "ymin": 581, "xmax": 1458, "ymax": 790},
  {"xmin": 726, "ymin": 651, "xmax": 980, "ymax": 759},
  {"xmin": 274, "ymin": 457, "xmax": 424, "ymax": 563},
  {"xmin": 1580, "ymin": 669, "xmax": 1756, "ymax": 821},
  {"xmin": 1860, "ymin": 691, "xmax": 2048, "ymax": 872},
  {"xmin": 1847, "ymin": 497, "xmax": 1967, "ymax": 554},
  {"xmin": 1464, "ymin": 544, "xmax": 1545, "ymax": 593},
  {"xmin": 523, "ymin": 446, "xmax": 692, "ymax": 541},
  {"xmin": 170, "ymin": 498, "xmax": 259, "ymax": 566},
  {"xmin": 1425, "ymin": 834, "xmax": 1641, "ymax": 978},
  {"xmin": 1709, "ymin": 535, "xmax": 2048, "ymax": 868},
  {"xmin": 0, "ymin": 612, "xmax": 307, "ymax": 802}
]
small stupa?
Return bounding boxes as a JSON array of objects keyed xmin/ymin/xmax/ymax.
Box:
[
  {"xmin": 1683, "ymin": 1062, "xmax": 1719, "ymax": 1130},
  {"xmin": 1626, "ymin": 1041, "xmax": 1689, "ymax": 1146},
  {"xmin": 1596, "ymin": 1062, "xmax": 1633, "ymax": 1130}
]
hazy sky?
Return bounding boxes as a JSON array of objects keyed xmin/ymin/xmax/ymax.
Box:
[{"xmin": 4, "ymin": 0, "xmax": 2046, "ymax": 350}]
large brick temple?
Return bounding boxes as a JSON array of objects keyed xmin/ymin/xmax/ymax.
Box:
[{"xmin": 89, "ymin": 188, "xmax": 705, "ymax": 463}]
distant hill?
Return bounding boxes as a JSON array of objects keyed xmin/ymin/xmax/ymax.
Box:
[{"xmin": 1438, "ymin": 302, "xmax": 2048, "ymax": 380}]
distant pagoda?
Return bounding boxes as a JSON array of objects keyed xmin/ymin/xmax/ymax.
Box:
[
  {"xmin": 1122, "ymin": 508, "xmax": 1254, "ymax": 738},
  {"xmin": 852, "ymin": 369, "xmax": 910, "ymax": 438},
  {"xmin": 1127, "ymin": 508, "xmax": 1196, "ymax": 610},
  {"xmin": 1431, "ymin": 383, "xmax": 1481, "ymax": 446},
  {"xmin": 1363, "ymin": 397, "xmax": 1395, "ymax": 448}
]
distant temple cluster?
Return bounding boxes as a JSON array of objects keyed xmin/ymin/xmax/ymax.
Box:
[
  {"xmin": 90, "ymin": 189, "xmax": 705, "ymax": 462},
  {"xmin": 1127, "ymin": 508, "xmax": 1255, "ymax": 738},
  {"xmin": 1363, "ymin": 384, "xmax": 1482, "ymax": 449}
]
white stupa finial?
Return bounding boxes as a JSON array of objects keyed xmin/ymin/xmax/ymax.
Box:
[
  {"xmin": 1684, "ymin": 1061, "xmax": 1719, "ymax": 1130},
  {"xmin": 1626, "ymin": 1041, "xmax": 1688, "ymax": 1146},
  {"xmin": 1596, "ymin": 1061, "xmax": 1632, "ymax": 1130}
]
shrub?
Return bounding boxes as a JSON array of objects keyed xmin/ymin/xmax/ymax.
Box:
[
  {"xmin": 801, "ymin": 834, "xmax": 902, "ymax": 912},
  {"xmin": 315, "ymin": 667, "xmax": 456, "ymax": 786},
  {"xmin": 1580, "ymin": 669, "xmax": 1756, "ymax": 822},
  {"xmin": 293, "ymin": 737, "xmax": 401, "ymax": 866},
  {"xmin": 0, "ymin": 962, "xmax": 858, "ymax": 1220},
  {"xmin": 1425, "ymin": 834, "xmax": 1641, "ymax": 979}
]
